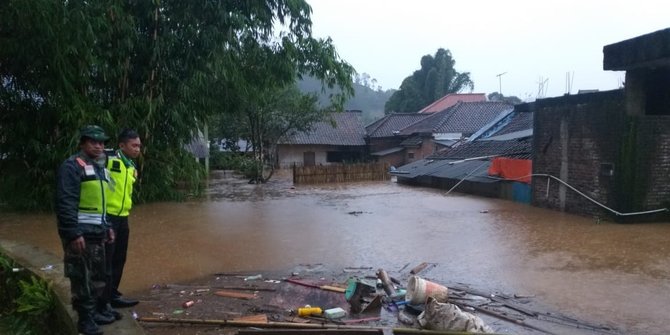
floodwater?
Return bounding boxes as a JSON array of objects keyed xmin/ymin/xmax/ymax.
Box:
[{"xmin": 1, "ymin": 170, "xmax": 670, "ymax": 334}]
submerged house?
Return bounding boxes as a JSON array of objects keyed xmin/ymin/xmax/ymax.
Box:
[
  {"xmin": 396, "ymin": 101, "xmax": 515, "ymax": 164},
  {"xmin": 393, "ymin": 105, "xmax": 533, "ymax": 202},
  {"xmin": 277, "ymin": 111, "xmax": 367, "ymax": 168},
  {"xmin": 365, "ymin": 113, "xmax": 430, "ymax": 167},
  {"xmin": 531, "ymin": 28, "xmax": 670, "ymax": 221}
]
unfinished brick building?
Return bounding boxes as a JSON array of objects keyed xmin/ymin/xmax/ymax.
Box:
[{"xmin": 531, "ymin": 28, "xmax": 670, "ymax": 221}]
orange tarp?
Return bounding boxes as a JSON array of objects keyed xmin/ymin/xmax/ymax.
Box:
[{"xmin": 488, "ymin": 158, "xmax": 532, "ymax": 184}]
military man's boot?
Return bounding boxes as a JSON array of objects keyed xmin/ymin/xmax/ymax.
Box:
[
  {"xmin": 92, "ymin": 308, "xmax": 115, "ymax": 325},
  {"xmin": 97, "ymin": 302, "xmax": 122, "ymax": 321},
  {"xmin": 78, "ymin": 312, "xmax": 103, "ymax": 335}
]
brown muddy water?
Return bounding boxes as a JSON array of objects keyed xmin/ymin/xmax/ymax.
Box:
[{"xmin": 1, "ymin": 170, "xmax": 670, "ymax": 334}]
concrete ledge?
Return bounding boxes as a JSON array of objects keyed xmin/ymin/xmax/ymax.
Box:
[{"xmin": 0, "ymin": 239, "xmax": 145, "ymax": 335}]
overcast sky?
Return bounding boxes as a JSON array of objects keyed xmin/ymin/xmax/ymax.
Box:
[{"xmin": 307, "ymin": 0, "xmax": 669, "ymax": 100}]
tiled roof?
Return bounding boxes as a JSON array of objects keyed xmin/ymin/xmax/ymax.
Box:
[
  {"xmin": 398, "ymin": 109, "xmax": 453, "ymax": 135},
  {"xmin": 429, "ymin": 137, "xmax": 532, "ymax": 160},
  {"xmin": 418, "ymin": 93, "xmax": 487, "ymax": 114},
  {"xmin": 280, "ymin": 111, "xmax": 366, "ymax": 146},
  {"xmin": 400, "ymin": 136, "xmax": 422, "ymax": 147},
  {"xmin": 400, "ymin": 101, "xmax": 513, "ymax": 136},
  {"xmin": 365, "ymin": 113, "xmax": 430, "ymax": 138},
  {"xmin": 490, "ymin": 111, "xmax": 534, "ymax": 137}
]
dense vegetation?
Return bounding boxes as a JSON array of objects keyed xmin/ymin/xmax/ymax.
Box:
[
  {"xmin": 0, "ymin": 253, "xmax": 64, "ymax": 335},
  {"xmin": 385, "ymin": 48, "xmax": 473, "ymax": 114},
  {"xmin": 0, "ymin": 0, "xmax": 353, "ymax": 210}
]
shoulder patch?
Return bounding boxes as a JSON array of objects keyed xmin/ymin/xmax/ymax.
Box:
[{"xmin": 75, "ymin": 157, "xmax": 87, "ymax": 168}]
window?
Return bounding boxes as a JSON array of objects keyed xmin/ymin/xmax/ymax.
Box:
[{"xmin": 407, "ymin": 152, "xmax": 415, "ymax": 159}]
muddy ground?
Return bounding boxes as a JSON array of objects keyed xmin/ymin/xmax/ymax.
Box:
[{"xmin": 133, "ymin": 263, "xmax": 619, "ymax": 335}]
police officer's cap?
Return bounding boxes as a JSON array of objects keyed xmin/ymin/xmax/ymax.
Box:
[{"xmin": 79, "ymin": 125, "xmax": 109, "ymax": 142}]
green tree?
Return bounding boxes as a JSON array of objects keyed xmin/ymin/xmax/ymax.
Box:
[
  {"xmin": 0, "ymin": 0, "xmax": 353, "ymax": 210},
  {"xmin": 215, "ymin": 85, "xmax": 324, "ymax": 182},
  {"xmin": 487, "ymin": 92, "xmax": 523, "ymax": 105},
  {"xmin": 384, "ymin": 48, "xmax": 473, "ymax": 114}
]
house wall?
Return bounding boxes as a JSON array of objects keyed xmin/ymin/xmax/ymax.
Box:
[
  {"xmin": 278, "ymin": 145, "xmax": 328, "ymax": 167},
  {"xmin": 368, "ymin": 137, "xmax": 403, "ymax": 154},
  {"xmin": 277, "ymin": 145, "xmax": 366, "ymax": 168},
  {"xmin": 369, "ymin": 137, "xmax": 407, "ymax": 167},
  {"xmin": 531, "ymin": 90, "xmax": 627, "ymax": 217},
  {"xmin": 373, "ymin": 151, "xmax": 405, "ymax": 168}
]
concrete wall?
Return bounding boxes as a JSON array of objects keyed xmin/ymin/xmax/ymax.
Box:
[
  {"xmin": 531, "ymin": 90, "xmax": 627, "ymax": 217},
  {"xmin": 0, "ymin": 240, "xmax": 145, "ymax": 334}
]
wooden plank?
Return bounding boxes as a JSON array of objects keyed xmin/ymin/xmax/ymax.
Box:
[
  {"xmin": 409, "ymin": 262, "xmax": 429, "ymax": 275},
  {"xmin": 214, "ymin": 290, "xmax": 257, "ymax": 300},
  {"xmin": 320, "ymin": 285, "xmax": 346, "ymax": 293},
  {"xmin": 231, "ymin": 314, "xmax": 268, "ymax": 323},
  {"xmin": 375, "ymin": 268, "xmax": 396, "ymax": 296}
]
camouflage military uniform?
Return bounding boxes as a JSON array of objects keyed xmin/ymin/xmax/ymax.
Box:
[
  {"xmin": 56, "ymin": 127, "xmax": 113, "ymax": 334},
  {"xmin": 63, "ymin": 237, "xmax": 107, "ymax": 312}
]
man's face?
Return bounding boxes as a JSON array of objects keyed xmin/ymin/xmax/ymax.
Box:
[
  {"xmin": 81, "ymin": 138, "xmax": 105, "ymax": 159},
  {"xmin": 120, "ymin": 137, "xmax": 142, "ymax": 159}
]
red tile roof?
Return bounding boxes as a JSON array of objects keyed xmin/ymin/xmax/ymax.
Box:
[{"xmin": 418, "ymin": 93, "xmax": 487, "ymax": 114}]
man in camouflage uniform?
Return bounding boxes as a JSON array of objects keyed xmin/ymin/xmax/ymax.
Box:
[{"xmin": 56, "ymin": 125, "xmax": 117, "ymax": 335}]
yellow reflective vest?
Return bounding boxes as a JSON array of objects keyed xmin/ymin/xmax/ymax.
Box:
[
  {"xmin": 76, "ymin": 157, "xmax": 108, "ymax": 225},
  {"xmin": 106, "ymin": 151, "xmax": 137, "ymax": 217}
]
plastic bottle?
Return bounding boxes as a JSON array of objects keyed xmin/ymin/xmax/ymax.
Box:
[{"xmin": 297, "ymin": 306, "xmax": 322, "ymax": 317}]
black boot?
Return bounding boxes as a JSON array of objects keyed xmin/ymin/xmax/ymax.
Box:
[
  {"xmin": 97, "ymin": 302, "xmax": 122, "ymax": 321},
  {"xmin": 92, "ymin": 309, "xmax": 115, "ymax": 325},
  {"xmin": 110, "ymin": 296, "xmax": 139, "ymax": 308},
  {"xmin": 78, "ymin": 313, "xmax": 103, "ymax": 335}
]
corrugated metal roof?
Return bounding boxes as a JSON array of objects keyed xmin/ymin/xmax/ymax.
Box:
[
  {"xmin": 432, "ymin": 160, "xmax": 494, "ymax": 183},
  {"xmin": 280, "ymin": 111, "xmax": 367, "ymax": 146},
  {"xmin": 390, "ymin": 158, "xmax": 453, "ymax": 178},
  {"xmin": 391, "ymin": 158, "xmax": 494, "ymax": 183}
]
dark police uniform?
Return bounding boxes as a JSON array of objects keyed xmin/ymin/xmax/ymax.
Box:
[{"xmin": 104, "ymin": 149, "xmax": 137, "ymax": 304}]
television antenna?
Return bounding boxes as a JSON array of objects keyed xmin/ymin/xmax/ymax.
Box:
[
  {"xmin": 537, "ymin": 76, "xmax": 549, "ymax": 98},
  {"xmin": 496, "ymin": 72, "xmax": 507, "ymax": 94},
  {"xmin": 565, "ymin": 71, "xmax": 574, "ymax": 95}
]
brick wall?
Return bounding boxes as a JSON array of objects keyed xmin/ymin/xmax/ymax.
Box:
[
  {"xmin": 637, "ymin": 116, "xmax": 670, "ymax": 208},
  {"xmin": 531, "ymin": 90, "xmax": 626, "ymax": 217}
]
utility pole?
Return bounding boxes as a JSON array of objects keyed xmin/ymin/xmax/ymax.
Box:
[{"xmin": 496, "ymin": 72, "xmax": 507, "ymax": 95}]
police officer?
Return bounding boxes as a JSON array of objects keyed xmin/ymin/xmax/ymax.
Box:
[
  {"xmin": 56, "ymin": 125, "xmax": 116, "ymax": 335},
  {"xmin": 105, "ymin": 128, "xmax": 141, "ymax": 308}
]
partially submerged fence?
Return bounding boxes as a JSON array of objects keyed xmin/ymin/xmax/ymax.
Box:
[{"xmin": 293, "ymin": 162, "xmax": 390, "ymax": 184}]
